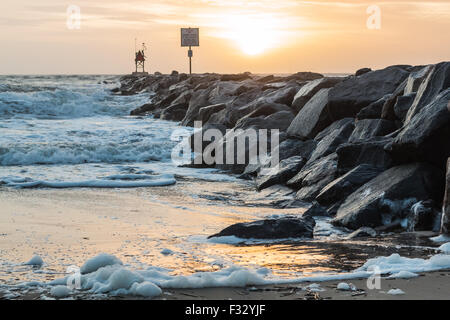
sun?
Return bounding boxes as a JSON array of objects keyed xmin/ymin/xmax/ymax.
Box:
[{"xmin": 223, "ymin": 15, "xmax": 281, "ymax": 56}]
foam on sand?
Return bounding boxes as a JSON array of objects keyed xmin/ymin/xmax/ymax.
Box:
[
  {"xmin": 439, "ymin": 242, "xmax": 450, "ymax": 254},
  {"xmin": 2, "ymin": 174, "xmax": 176, "ymax": 189},
  {"xmin": 80, "ymin": 253, "xmax": 123, "ymax": 274},
  {"xmin": 387, "ymin": 288, "xmax": 405, "ymax": 295},
  {"xmin": 31, "ymin": 243, "xmax": 450, "ymax": 299},
  {"xmin": 50, "ymin": 285, "xmax": 71, "ymax": 298},
  {"xmin": 24, "ymin": 255, "xmax": 44, "ymax": 267},
  {"xmin": 387, "ymin": 271, "xmax": 419, "ymax": 279}
]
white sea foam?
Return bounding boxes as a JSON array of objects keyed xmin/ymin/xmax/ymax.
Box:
[
  {"xmin": 23, "ymin": 242, "xmax": 450, "ymax": 299},
  {"xmin": 2, "ymin": 174, "xmax": 176, "ymax": 189}
]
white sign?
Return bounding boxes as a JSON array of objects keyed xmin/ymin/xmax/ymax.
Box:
[{"xmin": 181, "ymin": 28, "xmax": 199, "ymax": 47}]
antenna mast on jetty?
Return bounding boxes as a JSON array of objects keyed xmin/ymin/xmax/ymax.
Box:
[{"xmin": 132, "ymin": 41, "xmax": 149, "ymax": 76}]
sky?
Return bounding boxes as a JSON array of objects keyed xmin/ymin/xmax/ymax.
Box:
[{"xmin": 0, "ymin": 0, "xmax": 449, "ymax": 74}]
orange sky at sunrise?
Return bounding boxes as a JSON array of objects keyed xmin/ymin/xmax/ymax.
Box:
[{"xmin": 0, "ymin": 0, "xmax": 449, "ymax": 74}]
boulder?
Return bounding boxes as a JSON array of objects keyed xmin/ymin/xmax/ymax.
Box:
[
  {"xmin": 234, "ymin": 102, "xmax": 292, "ymax": 129},
  {"xmin": 336, "ymin": 139, "xmax": 393, "ymax": 173},
  {"xmin": 284, "ymin": 72, "xmax": 323, "ymax": 82},
  {"xmin": 306, "ymin": 119, "xmax": 355, "ymax": 164},
  {"xmin": 291, "ymin": 77, "xmax": 343, "ymax": 113},
  {"xmin": 346, "ymin": 227, "xmax": 377, "ymax": 239},
  {"xmin": 388, "ymin": 89, "xmax": 450, "ymax": 169},
  {"xmin": 287, "ymin": 88, "xmax": 333, "ymax": 140},
  {"xmin": 208, "ymin": 216, "xmax": 316, "ymax": 240},
  {"xmin": 328, "ymin": 66, "xmax": 409, "ymax": 120},
  {"xmin": 406, "ymin": 200, "xmax": 439, "ymax": 232},
  {"xmin": 213, "ymin": 125, "xmax": 282, "ymax": 174},
  {"xmin": 355, "ymin": 68, "xmax": 372, "ymax": 77},
  {"xmin": 316, "ymin": 164, "xmax": 384, "ymax": 206},
  {"xmin": 405, "ymin": 62, "xmax": 450, "ymax": 123},
  {"xmin": 394, "ymin": 93, "xmax": 416, "ymax": 122},
  {"xmin": 356, "ymin": 95, "xmax": 389, "ymax": 120},
  {"xmin": 332, "ymin": 163, "xmax": 445, "ymax": 230},
  {"xmin": 348, "ymin": 119, "xmax": 397, "ymax": 143},
  {"xmin": 181, "ymin": 87, "xmax": 216, "ymax": 126},
  {"xmin": 288, "ymin": 66, "xmax": 408, "ymax": 140},
  {"xmin": 275, "ymin": 139, "xmax": 317, "ymax": 162},
  {"xmin": 404, "ymin": 65, "xmax": 433, "ymax": 95},
  {"xmin": 130, "ymin": 103, "xmax": 157, "ymax": 116},
  {"xmin": 380, "ymin": 80, "xmax": 408, "ymax": 121},
  {"xmin": 263, "ymin": 85, "xmax": 299, "ymax": 106},
  {"xmin": 242, "ymin": 138, "xmax": 317, "ymax": 178},
  {"xmin": 257, "ymin": 75, "xmax": 276, "ymax": 83},
  {"xmin": 290, "ymin": 153, "xmax": 338, "ymax": 202},
  {"xmin": 288, "ymin": 153, "xmax": 338, "ymax": 189},
  {"xmin": 302, "ymin": 202, "xmax": 329, "ymax": 218},
  {"xmin": 220, "ymin": 73, "xmax": 252, "ymax": 82},
  {"xmin": 234, "ymin": 111, "xmax": 294, "ymax": 131},
  {"xmin": 160, "ymin": 103, "xmax": 188, "ymax": 121},
  {"xmin": 197, "ymin": 103, "xmax": 226, "ymax": 123},
  {"xmin": 441, "ymin": 158, "xmax": 450, "ymax": 234},
  {"xmin": 256, "ymin": 156, "xmax": 306, "ymax": 190},
  {"xmin": 314, "ymin": 118, "xmax": 354, "ymax": 141}
]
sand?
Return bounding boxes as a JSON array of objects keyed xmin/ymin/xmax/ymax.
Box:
[{"xmin": 0, "ymin": 179, "xmax": 448, "ymax": 300}]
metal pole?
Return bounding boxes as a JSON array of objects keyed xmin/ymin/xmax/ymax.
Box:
[{"xmin": 189, "ymin": 46, "xmax": 192, "ymax": 75}]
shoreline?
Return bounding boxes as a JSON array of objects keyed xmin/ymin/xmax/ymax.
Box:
[
  {"xmin": 1, "ymin": 64, "xmax": 449, "ymax": 300},
  {"xmin": 0, "ymin": 185, "xmax": 448, "ymax": 300}
]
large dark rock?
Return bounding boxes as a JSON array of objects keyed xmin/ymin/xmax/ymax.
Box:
[
  {"xmin": 130, "ymin": 103, "xmax": 157, "ymax": 116},
  {"xmin": 404, "ymin": 65, "xmax": 433, "ymax": 95},
  {"xmin": 263, "ymin": 85, "xmax": 299, "ymax": 106},
  {"xmin": 288, "ymin": 153, "xmax": 338, "ymax": 201},
  {"xmin": 336, "ymin": 139, "xmax": 393, "ymax": 173},
  {"xmin": 394, "ymin": 93, "xmax": 416, "ymax": 122},
  {"xmin": 208, "ymin": 216, "xmax": 316, "ymax": 240},
  {"xmin": 388, "ymin": 89, "xmax": 450, "ymax": 169},
  {"xmin": 160, "ymin": 103, "xmax": 188, "ymax": 121},
  {"xmin": 306, "ymin": 119, "xmax": 355, "ymax": 164},
  {"xmin": 234, "ymin": 111, "xmax": 294, "ymax": 131},
  {"xmin": 406, "ymin": 200, "xmax": 440, "ymax": 232},
  {"xmin": 355, "ymin": 68, "xmax": 372, "ymax": 77},
  {"xmin": 220, "ymin": 73, "xmax": 252, "ymax": 82},
  {"xmin": 348, "ymin": 119, "xmax": 397, "ymax": 143},
  {"xmin": 346, "ymin": 227, "xmax": 377, "ymax": 239},
  {"xmin": 284, "ymin": 72, "xmax": 323, "ymax": 82},
  {"xmin": 287, "ymin": 66, "xmax": 408, "ymax": 140},
  {"xmin": 197, "ymin": 103, "xmax": 227, "ymax": 123},
  {"xmin": 256, "ymin": 156, "xmax": 306, "ymax": 190},
  {"xmin": 442, "ymin": 158, "xmax": 450, "ymax": 234},
  {"xmin": 380, "ymin": 80, "xmax": 408, "ymax": 121},
  {"xmin": 356, "ymin": 95, "xmax": 389, "ymax": 120},
  {"xmin": 181, "ymin": 87, "xmax": 217, "ymax": 126},
  {"xmin": 314, "ymin": 118, "xmax": 354, "ymax": 141},
  {"xmin": 405, "ymin": 62, "xmax": 450, "ymax": 123},
  {"xmin": 332, "ymin": 163, "xmax": 445, "ymax": 230},
  {"xmin": 316, "ymin": 164, "xmax": 383, "ymax": 206},
  {"xmin": 288, "ymin": 153, "xmax": 338, "ymax": 189},
  {"xmin": 242, "ymin": 139, "xmax": 318, "ymax": 179},
  {"xmin": 328, "ymin": 66, "xmax": 409, "ymax": 120},
  {"xmin": 287, "ymin": 88, "xmax": 333, "ymax": 140},
  {"xmin": 291, "ymin": 77, "xmax": 343, "ymax": 113}
]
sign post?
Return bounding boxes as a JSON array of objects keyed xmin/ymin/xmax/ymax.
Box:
[{"xmin": 181, "ymin": 28, "xmax": 199, "ymax": 75}]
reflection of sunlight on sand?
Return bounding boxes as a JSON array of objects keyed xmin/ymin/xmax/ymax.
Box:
[{"xmin": 0, "ymin": 177, "xmax": 407, "ymax": 286}]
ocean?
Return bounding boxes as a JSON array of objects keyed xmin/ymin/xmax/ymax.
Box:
[{"xmin": 0, "ymin": 75, "xmax": 237, "ymax": 189}]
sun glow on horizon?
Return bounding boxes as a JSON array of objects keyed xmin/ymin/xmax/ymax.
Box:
[{"xmin": 220, "ymin": 15, "xmax": 285, "ymax": 56}]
